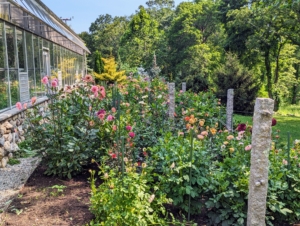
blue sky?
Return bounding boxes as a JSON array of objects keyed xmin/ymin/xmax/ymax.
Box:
[{"xmin": 42, "ymin": 0, "xmax": 186, "ymax": 34}]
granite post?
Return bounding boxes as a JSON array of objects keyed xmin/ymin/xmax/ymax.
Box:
[
  {"xmin": 168, "ymin": 83, "xmax": 175, "ymax": 119},
  {"xmin": 226, "ymin": 89, "xmax": 234, "ymax": 131},
  {"xmin": 247, "ymin": 98, "xmax": 274, "ymax": 226},
  {"xmin": 182, "ymin": 82, "xmax": 186, "ymax": 92}
]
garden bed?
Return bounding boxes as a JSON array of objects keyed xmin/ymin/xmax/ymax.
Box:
[
  {"xmin": 0, "ymin": 163, "xmax": 209, "ymax": 226},
  {"xmin": 0, "ymin": 163, "xmax": 94, "ymax": 226},
  {"xmin": 0, "ymin": 157, "xmax": 41, "ymax": 214}
]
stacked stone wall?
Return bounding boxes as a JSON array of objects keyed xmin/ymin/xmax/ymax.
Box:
[{"xmin": 0, "ymin": 98, "xmax": 48, "ymax": 168}]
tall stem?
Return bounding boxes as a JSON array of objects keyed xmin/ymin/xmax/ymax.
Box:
[
  {"xmin": 121, "ymin": 137, "xmax": 125, "ymax": 180},
  {"xmin": 188, "ymin": 129, "xmax": 194, "ymax": 221}
]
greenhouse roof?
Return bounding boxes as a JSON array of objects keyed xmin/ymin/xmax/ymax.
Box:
[{"xmin": 4, "ymin": 0, "xmax": 90, "ymax": 54}]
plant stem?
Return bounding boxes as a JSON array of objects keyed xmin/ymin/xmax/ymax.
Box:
[
  {"xmin": 188, "ymin": 129, "xmax": 194, "ymax": 221},
  {"xmin": 121, "ymin": 136, "xmax": 125, "ymax": 179}
]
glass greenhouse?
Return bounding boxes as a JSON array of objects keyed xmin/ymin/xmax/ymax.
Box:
[{"xmin": 0, "ymin": 0, "xmax": 89, "ymax": 112}]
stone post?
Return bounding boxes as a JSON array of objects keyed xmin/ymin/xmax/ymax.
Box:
[
  {"xmin": 182, "ymin": 82, "xmax": 186, "ymax": 92},
  {"xmin": 226, "ymin": 89, "xmax": 234, "ymax": 131},
  {"xmin": 247, "ymin": 98, "xmax": 274, "ymax": 226},
  {"xmin": 168, "ymin": 83, "xmax": 175, "ymax": 119}
]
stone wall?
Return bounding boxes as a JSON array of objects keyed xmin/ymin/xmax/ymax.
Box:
[{"xmin": 0, "ymin": 97, "xmax": 48, "ymax": 168}]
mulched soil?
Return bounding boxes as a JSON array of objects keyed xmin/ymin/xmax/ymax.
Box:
[
  {"xmin": 1, "ymin": 162, "xmax": 296, "ymax": 226},
  {"xmin": 0, "ymin": 162, "xmax": 208, "ymax": 226},
  {"xmin": 1, "ymin": 163, "xmax": 94, "ymax": 226}
]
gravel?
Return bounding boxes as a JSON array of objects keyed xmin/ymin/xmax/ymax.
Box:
[{"xmin": 0, "ymin": 157, "xmax": 41, "ymax": 213}]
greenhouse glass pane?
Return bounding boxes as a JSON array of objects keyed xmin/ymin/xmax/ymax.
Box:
[
  {"xmin": 16, "ymin": 29, "xmax": 25, "ymax": 70},
  {"xmin": 9, "ymin": 70, "xmax": 20, "ymax": 104},
  {"xmin": 26, "ymin": 32, "xmax": 34, "ymax": 69},
  {"xmin": 35, "ymin": 69, "xmax": 46, "ymax": 97},
  {"xmin": 50, "ymin": 42, "xmax": 53, "ymax": 70},
  {"xmin": 0, "ymin": 21, "xmax": 5, "ymax": 68},
  {"xmin": 6, "ymin": 25, "xmax": 16, "ymax": 69},
  {"xmin": 0, "ymin": 2, "xmax": 10, "ymax": 21},
  {"xmin": 0, "ymin": 70, "xmax": 9, "ymax": 110},
  {"xmin": 28, "ymin": 69, "xmax": 36, "ymax": 97},
  {"xmin": 33, "ymin": 35, "xmax": 40, "ymax": 69}
]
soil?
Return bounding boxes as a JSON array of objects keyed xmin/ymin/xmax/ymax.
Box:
[
  {"xmin": 0, "ymin": 162, "xmax": 295, "ymax": 226},
  {"xmin": 0, "ymin": 163, "xmax": 208, "ymax": 226},
  {"xmin": 0, "ymin": 163, "xmax": 94, "ymax": 226}
]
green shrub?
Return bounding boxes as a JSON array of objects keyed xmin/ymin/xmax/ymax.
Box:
[
  {"xmin": 24, "ymin": 82, "xmax": 111, "ymax": 178},
  {"xmin": 89, "ymin": 163, "xmax": 179, "ymax": 226}
]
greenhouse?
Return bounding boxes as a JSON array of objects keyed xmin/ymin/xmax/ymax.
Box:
[{"xmin": 0, "ymin": 0, "xmax": 89, "ymax": 112}]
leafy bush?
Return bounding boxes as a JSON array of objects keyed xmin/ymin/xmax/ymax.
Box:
[
  {"xmin": 25, "ymin": 81, "xmax": 111, "ymax": 178},
  {"xmin": 20, "ymin": 74, "xmax": 300, "ymax": 225},
  {"xmin": 150, "ymin": 132, "xmax": 212, "ymax": 215},
  {"xmin": 89, "ymin": 162, "xmax": 182, "ymax": 226}
]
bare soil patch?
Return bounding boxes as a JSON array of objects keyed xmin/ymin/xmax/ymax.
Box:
[
  {"xmin": 1, "ymin": 163, "xmax": 94, "ymax": 226},
  {"xmin": 0, "ymin": 162, "xmax": 208, "ymax": 226}
]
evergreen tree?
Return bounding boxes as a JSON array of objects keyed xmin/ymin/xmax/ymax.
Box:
[
  {"xmin": 93, "ymin": 50, "xmax": 104, "ymax": 74},
  {"xmin": 94, "ymin": 57, "xmax": 126, "ymax": 83},
  {"xmin": 214, "ymin": 52, "xmax": 260, "ymax": 113}
]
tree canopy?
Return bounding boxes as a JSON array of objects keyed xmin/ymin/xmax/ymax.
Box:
[{"xmin": 79, "ymin": 0, "xmax": 300, "ymax": 111}]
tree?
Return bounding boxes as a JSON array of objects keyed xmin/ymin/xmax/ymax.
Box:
[
  {"xmin": 94, "ymin": 57, "xmax": 126, "ymax": 83},
  {"xmin": 218, "ymin": 0, "xmax": 254, "ymax": 59},
  {"xmin": 93, "ymin": 50, "xmax": 104, "ymax": 74},
  {"xmin": 145, "ymin": 0, "xmax": 175, "ymax": 29},
  {"xmin": 78, "ymin": 31, "xmax": 93, "ymax": 53},
  {"xmin": 214, "ymin": 52, "xmax": 260, "ymax": 113},
  {"xmin": 89, "ymin": 14, "xmax": 129, "ymax": 58},
  {"xmin": 93, "ymin": 50, "xmax": 105, "ymax": 84},
  {"xmin": 167, "ymin": 1, "xmax": 223, "ymax": 89},
  {"xmin": 144, "ymin": 0, "xmax": 176, "ymax": 76},
  {"xmin": 119, "ymin": 6, "xmax": 161, "ymax": 68},
  {"xmin": 226, "ymin": 2, "xmax": 291, "ymax": 110}
]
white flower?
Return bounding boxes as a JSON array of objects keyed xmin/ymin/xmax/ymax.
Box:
[
  {"xmin": 148, "ymin": 194, "xmax": 155, "ymax": 203},
  {"xmin": 220, "ymin": 145, "xmax": 226, "ymax": 151},
  {"xmin": 170, "ymin": 162, "xmax": 175, "ymax": 169}
]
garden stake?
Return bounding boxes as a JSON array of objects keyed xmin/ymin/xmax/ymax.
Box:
[
  {"xmin": 287, "ymin": 132, "xmax": 291, "ymax": 171},
  {"xmin": 118, "ymin": 91, "xmax": 122, "ymax": 168},
  {"xmin": 188, "ymin": 129, "xmax": 194, "ymax": 222},
  {"xmin": 121, "ymin": 136, "xmax": 125, "ymax": 180},
  {"xmin": 219, "ymin": 107, "xmax": 221, "ymax": 131}
]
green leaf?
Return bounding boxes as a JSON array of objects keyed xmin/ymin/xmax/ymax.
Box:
[
  {"xmin": 280, "ymin": 208, "xmax": 292, "ymax": 215},
  {"xmin": 206, "ymin": 200, "xmax": 215, "ymax": 208},
  {"xmin": 185, "ymin": 186, "xmax": 192, "ymax": 195},
  {"xmin": 183, "ymin": 175, "xmax": 189, "ymax": 182},
  {"xmin": 237, "ymin": 217, "xmax": 244, "ymax": 224}
]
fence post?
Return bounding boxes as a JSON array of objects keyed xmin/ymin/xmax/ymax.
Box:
[
  {"xmin": 168, "ymin": 83, "xmax": 175, "ymax": 119},
  {"xmin": 247, "ymin": 98, "xmax": 274, "ymax": 226},
  {"xmin": 226, "ymin": 89, "xmax": 234, "ymax": 131},
  {"xmin": 182, "ymin": 82, "xmax": 186, "ymax": 92}
]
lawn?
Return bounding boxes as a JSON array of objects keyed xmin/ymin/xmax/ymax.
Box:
[
  {"xmin": 234, "ymin": 114, "xmax": 300, "ymax": 145},
  {"xmin": 277, "ymin": 104, "xmax": 300, "ymax": 117}
]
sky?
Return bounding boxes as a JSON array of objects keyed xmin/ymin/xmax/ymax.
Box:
[{"xmin": 42, "ymin": 0, "xmax": 186, "ymax": 34}]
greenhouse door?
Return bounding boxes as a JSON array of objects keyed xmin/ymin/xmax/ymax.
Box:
[
  {"xmin": 19, "ymin": 72, "xmax": 30, "ymax": 102},
  {"xmin": 42, "ymin": 50, "xmax": 50, "ymax": 77}
]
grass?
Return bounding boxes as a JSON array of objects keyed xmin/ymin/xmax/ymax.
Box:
[
  {"xmin": 277, "ymin": 104, "xmax": 300, "ymax": 117},
  {"xmin": 233, "ymin": 114, "xmax": 300, "ymax": 145},
  {"xmin": 8, "ymin": 158, "xmax": 21, "ymax": 165}
]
